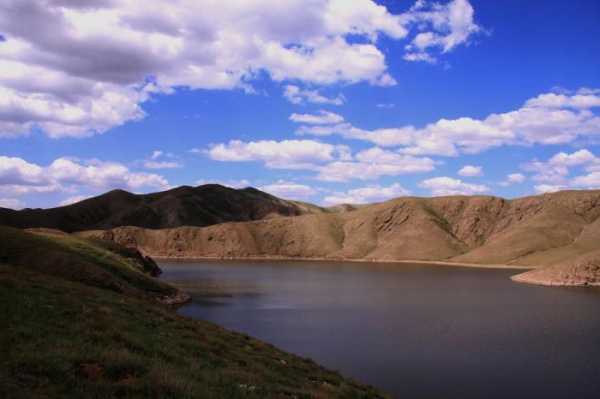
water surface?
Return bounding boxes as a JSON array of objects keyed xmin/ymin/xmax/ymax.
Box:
[{"xmin": 160, "ymin": 260, "xmax": 600, "ymax": 399}]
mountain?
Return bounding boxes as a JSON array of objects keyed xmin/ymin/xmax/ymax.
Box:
[
  {"xmin": 78, "ymin": 190, "xmax": 600, "ymax": 273},
  {"xmin": 0, "ymin": 184, "xmax": 329, "ymax": 232}
]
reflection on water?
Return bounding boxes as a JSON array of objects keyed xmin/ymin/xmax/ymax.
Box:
[{"xmin": 160, "ymin": 260, "xmax": 600, "ymax": 399}]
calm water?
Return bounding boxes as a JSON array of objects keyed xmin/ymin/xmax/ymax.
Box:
[{"xmin": 160, "ymin": 260, "xmax": 600, "ymax": 399}]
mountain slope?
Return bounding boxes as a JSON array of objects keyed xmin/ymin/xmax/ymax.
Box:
[
  {"xmin": 0, "ymin": 227, "xmax": 386, "ymax": 398},
  {"xmin": 0, "ymin": 184, "xmax": 328, "ymax": 232},
  {"xmin": 512, "ymin": 249, "xmax": 600, "ymax": 286},
  {"xmin": 78, "ymin": 190, "xmax": 600, "ymax": 270}
]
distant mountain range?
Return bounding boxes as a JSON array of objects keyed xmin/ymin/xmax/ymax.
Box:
[
  {"xmin": 2, "ymin": 185, "xmax": 600, "ymax": 287},
  {"xmin": 0, "ymin": 184, "xmax": 334, "ymax": 232}
]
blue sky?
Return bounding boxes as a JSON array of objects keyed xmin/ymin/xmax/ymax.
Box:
[{"xmin": 1, "ymin": 0, "xmax": 599, "ymax": 209}]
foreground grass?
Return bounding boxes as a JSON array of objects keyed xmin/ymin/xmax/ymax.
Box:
[
  {"xmin": 0, "ymin": 227, "xmax": 386, "ymax": 398},
  {"xmin": 0, "ymin": 226, "xmax": 174, "ymax": 299}
]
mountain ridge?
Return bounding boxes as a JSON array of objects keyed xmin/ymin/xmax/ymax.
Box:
[
  {"xmin": 4, "ymin": 186, "xmax": 600, "ymax": 286},
  {"xmin": 75, "ymin": 189, "xmax": 600, "ymax": 267},
  {"xmin": 0, "ymin": 184, "xmax": 332, "ymax": 232}
]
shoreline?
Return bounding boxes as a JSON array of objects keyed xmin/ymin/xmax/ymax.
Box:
[
  {"xmin": 151, "ymin": 254, "xmax": 533, "ymax": 270},
  {"xmin": 511, "ymin": 274, "xmax": 600, "ymax": 288}
]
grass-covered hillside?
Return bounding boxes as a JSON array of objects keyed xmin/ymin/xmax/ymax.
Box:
[{"xmin": 0, "ymin": 227, "xmax": 385, "ymax": 398}]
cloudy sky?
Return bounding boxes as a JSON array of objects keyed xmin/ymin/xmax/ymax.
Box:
[{"xmin": 1, "ymin": 0, "xmax": 600, "ymax": 209}]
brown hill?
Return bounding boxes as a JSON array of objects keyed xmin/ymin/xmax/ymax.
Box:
[
  {"xmin": 512, "ymin": 250, "xmax": 600, "ymax": 286},
  {"xmin": 0, "ymin": 184, "xmax": 328, "ymax": 232},
  {"xmin": 78, "ymin": 190, "xmax": 600, "ymax": 273}
]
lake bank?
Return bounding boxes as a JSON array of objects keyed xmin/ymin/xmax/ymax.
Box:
[{"xmin": 154, "ymin": 254, "xmax": 532, "ymax": 270}]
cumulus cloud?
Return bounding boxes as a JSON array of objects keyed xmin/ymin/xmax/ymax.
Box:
[
  {"xmin": 289, "ymin": 110, "xmax": 344, "ymax": 125},
  {"xmin": 419, "ymin": 176, "xmax": 489, "ymax": 196},
  {"xmin": 205, "ymin": 139, "xmax": 351, "ymax": 170},
  {"xmin": 283, "ymin": 85, "xmax": 345, "ymax": 106},
  {"xmin": 534, "ymin": 184, "xmax": 568, "ymax": 194},
  {"xmin": 0, "ymin": 155, "xmax": 169, "ymax": 202},
  {"xmin": 522, "ymin": 149, "xmax": 600, "ymax": 192},
  {"xmin": 499, "ymin": 173, "xmax": 526, "ymax": 187},
  {"xmin": 259, "ymin": 180, "xmax": 317, "ymax": 200},
  {"xmin": 142, "ymin": 150, "xmax": 182, "ymax": 169},
  {"xmin": 403, "ymin": 0, "xmax": 482, "ymax": 63},
  {"xmin": 458, "ymin": 165, "xmax": 482, "ymax": 176},
  {"xmin": 0, "ymin": 0, "xmax": 483, "ymax": 138},
  {"xmin": 525, "ymin": 88, "xmax": 600, "ymax": 109},
  {"xmin": 323, "ymin": 183, "xmax": 410, "ymax": 205},
  {"xmin": 295, "ymin": 89, "xmax": 600, "ymax": 156},
  {"xmin": 317, "ymin": 147, "xmax": 436, "ymax": 181},
  {"xmin": 523, "ymin": 149, "xmax": 599, "ymax": 185},
  {"xmin": 204, "ymin": 141, "xmax": 434, "ymax": 182},
  {"xmin": 296, "ymin": 123, "xmax": 416, "ymax": 147}
]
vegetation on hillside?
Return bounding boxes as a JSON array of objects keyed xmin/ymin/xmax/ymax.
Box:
[{"xmin": 0, "ymin": 227, "xmax": 386, "ymax": 398}]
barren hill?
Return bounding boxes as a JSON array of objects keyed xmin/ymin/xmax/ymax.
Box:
[
  {"xmin": 78, "ymin": 190, "xmax": 600, "ymax": 272},
  {"xmin": 512, "ymin": 250, "xmax": 600, "ymax": 287},
  {"xmin": 0, "ymin": 184, "xmax": 328, "ymax": 232}
]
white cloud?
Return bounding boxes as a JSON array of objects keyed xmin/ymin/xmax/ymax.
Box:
[
  {"xmin": 295, "ymin": 88, "xmax": 600, "ymax": 156},
  {"xmin": 205, "ymin": 139, "xmax": 351, "ymax": 170},
  {"xmin": 523, "ymin": 149, "xmax": 599, "ymax": 184},
  {"xmin": 534, "ymin": 184, "xmax": 567, "ymax": 194},
  {"xmin": 570, "ymin": 172, "xmax": 600, "ymax": 189},
  {"xmin": 525, "ymin": 88, "xmax": 600, "ymax": 109},
  {"xmin": 0, "ymin": 155, "xmax": 169, "ymax": 201},
  {"xmin": 0, "ymin": 197, "xmax": 24, "ymax": 209},
  {"xmin": 419, "ymin": 176, "xmax": 489, "ymax": 196},
  {"xmin": 143, "ymin": 160, "xmax": 182, "ymax": 169},
  {"xmin": 296, "ymin": 123, "xmax": 416, "ymax": 147},
  {"xmin": 0, "ymin": 0, "xmax": 483, "ymax": 138},
  {"xmin": 259, "ymin": 180, "xmax": 317, "ymax": 200},
  {"xmin": 404, "ymin": 0, "xmax": 482, "ymax": 63},
  {"xmin": 141, "ymin": 150, "xmax": 182, "ymax": 169},
  {"xmin": 499, "ymin": 173, "xmax": 526, "ymax": 187},
  {"xmin": 317, "ymin": 147, "xmax": 435, "ymax": 181},
  {"xmin": 323, "ymin": 183, "xmax": 410, "ymax": 204},
  {"xmin": 150, "ymin": 151, "xmax": 163, "ymax": 160},
  {"xmin": 523, "ymin": 149, "xmax": 600, "ymax": 192},
  {"xmin": 289, "ymin": 110, "xmax": 344, "ymax": 125},
  {"xmin": 458, "ymin": 165, "xmax": 482, "ymax": 176},
  {"xmin": 283, "ymin": 85, "xmax": 345, "ymax": 106}
]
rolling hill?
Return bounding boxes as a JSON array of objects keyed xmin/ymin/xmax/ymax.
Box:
[
  {"xmin": 77, "ymin": 190, "xmax": 600, "ymax": 272},
  {"xmin": 4, "ymin": 186, "xmax": 600, "ymax": 286},
  {"xmin": 0, "ymin": 184, "xmax": 328, "ymax": 232}
]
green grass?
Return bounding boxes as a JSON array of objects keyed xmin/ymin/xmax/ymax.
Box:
[
  {"xmin": 0, "ymin": 227, "xmax": 174, "ymax": 299},
  {"xmin": 0, "ymin": 267, "xmax": 385, "ymax": 399},
  {"xmin": 0, "ymin": 227, "xmax": 387, "ymax": 398}
]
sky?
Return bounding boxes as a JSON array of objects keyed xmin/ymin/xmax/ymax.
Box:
[{"xmin": 1, "ymin": 0, "xmax": 600, "ymax": 209}]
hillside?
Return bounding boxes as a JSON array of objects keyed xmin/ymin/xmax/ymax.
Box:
[
  {"xmin": 78, "ymin": 190, "xmax": 600, "ymax": 272},
  {"xmin": 512, "ymin": 250, "xmax": 600, "ymax": 287},
  {"xmin": 0, "ymin": 226, "xmax": 181, "ymax": 302},
  {"xmin": 0, "ymin": 227, "xmax": 386, "ymax": 398},
  {"xmin": 0, "ymin": 184, "xmax": 328, "ymax": 232}
]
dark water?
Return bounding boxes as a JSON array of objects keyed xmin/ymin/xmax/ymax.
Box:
[{"xmin": 160, "ymin": 260, "xmax": 600, "ymax": 399}]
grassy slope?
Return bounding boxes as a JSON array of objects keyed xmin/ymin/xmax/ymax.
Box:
[
  {"xmin": 0, "ymin": 227, "xmax": 175, "ymax": 300},
  {"xmin": 0, "ymin": 228, "xmax": 385, "ymax": 398}
]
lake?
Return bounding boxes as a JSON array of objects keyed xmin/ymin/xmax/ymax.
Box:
[{"xmin": 160, "ymin": 260, "xmax": 600, "ymax": 399}]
